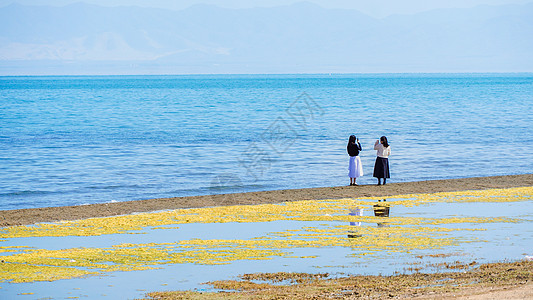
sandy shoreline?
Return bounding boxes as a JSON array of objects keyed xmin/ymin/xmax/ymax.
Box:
[{"xmin": 1, "ymin": 174, "xmax": 532, "ymax": 227}]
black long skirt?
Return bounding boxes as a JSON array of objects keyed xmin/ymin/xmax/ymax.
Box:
[{"xmin": 373, "ymin": 157, "xmax": 390, "ymax": 178}]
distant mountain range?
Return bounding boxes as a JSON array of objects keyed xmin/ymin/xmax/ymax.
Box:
[{"xmin": 1, "ymin": 1, "xmax": 532, "ymax": 74}]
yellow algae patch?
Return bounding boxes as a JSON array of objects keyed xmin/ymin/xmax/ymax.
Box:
[
  {"xmin": 364, "ymin": 216, "xmax": 521, "ymax": 226},
  {"xmin": 0, "ymin": 242, "xmax": 285, "ymax": 283},
  {"xmin": 380, "ymin": 186, "xmax": 533, "ymax": 207},
  {"xmin": 151, "ymin": 226, "xmax": 180, "ymax": 230},
  {"xmin": 0, "ymin": 246, "xmax": 32, "ymax": 254},
  {"xmin": 1, "ymin": 185, "xmax": 531, "ymax": 239},
  {"xmin": 0, "ymin": 213, "xmax": 521, "ymax": 239},
  {"xmin": 0, "ymin": 187, "xmax": 531, "ymax": 284},
  {"xmin": 1, "ymin": 263, "xmax": 98, "ymax": 283},
  {"xmin": 0, "ymin": 219, "xmax": 485, "ymax": 284},
  {"xmin": 0, "ymin": 218, "xmax": 508, "ymax": 284}
]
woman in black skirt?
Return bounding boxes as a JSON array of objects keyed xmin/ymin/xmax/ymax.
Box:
[{"xmin": 373, "ymin": 136, "xmax": 391, "ymax": 185}]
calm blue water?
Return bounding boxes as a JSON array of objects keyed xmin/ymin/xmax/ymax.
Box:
[{"xmin": 1, "ymin": 74, "xmax": 532, "ymax": 210}]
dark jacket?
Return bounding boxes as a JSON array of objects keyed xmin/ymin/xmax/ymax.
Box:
[{"xmin": 347, "ymin": 142, "xmax": 362, "ymax": 156}]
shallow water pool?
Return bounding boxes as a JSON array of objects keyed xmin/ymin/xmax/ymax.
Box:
[{"xmin": 1, "ymin": 187, "xmax": 531, "ymax": 299}]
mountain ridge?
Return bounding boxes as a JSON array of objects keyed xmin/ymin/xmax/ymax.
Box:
[{"xmin": 1, "ymin": 1, "xmax": 532, "ymax": 74}]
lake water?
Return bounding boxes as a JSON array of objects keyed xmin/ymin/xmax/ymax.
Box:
[{"xmin": 1, "ymin": 74, "xmax": 532, "ymax": 210}]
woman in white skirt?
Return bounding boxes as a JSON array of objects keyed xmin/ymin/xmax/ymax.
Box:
[{"xmin": 347, "ymin": 135, "xmax": 363, "ymax": 186}]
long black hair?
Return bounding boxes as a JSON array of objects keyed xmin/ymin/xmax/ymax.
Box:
[
  {"xmin": 348, "ymin": 135, "xmax": 356, "ymax": 145},
  {"xmin": 380, "ymin": 136, "xmax": 389, "ymax": 148}
]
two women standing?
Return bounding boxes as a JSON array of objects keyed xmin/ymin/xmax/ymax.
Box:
[{"xmin": 347, "ymin": 135, "xmax": 391, "ymax": 186}]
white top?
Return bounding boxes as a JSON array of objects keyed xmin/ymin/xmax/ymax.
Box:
[{"xmin": 374, "ymin": 140, "xmax": 391, "ymax": 158}]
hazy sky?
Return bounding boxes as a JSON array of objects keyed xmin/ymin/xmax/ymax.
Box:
[{"xmin": 2, "ymin": 0, "xmax": 533, "ymax": 17}]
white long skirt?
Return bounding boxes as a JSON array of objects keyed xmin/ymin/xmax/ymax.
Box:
[{"xmin": 348, "ymin": 156, "xmax": 363, "ymax": 178}]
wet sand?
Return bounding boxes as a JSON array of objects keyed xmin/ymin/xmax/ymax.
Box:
[
  {"xmin": 142, "ymin": 260, "xmax": 533, "ymax": 299},
  {"xmin": 1, "ymin": 174, "xmax": 532, "ymax": 227}
]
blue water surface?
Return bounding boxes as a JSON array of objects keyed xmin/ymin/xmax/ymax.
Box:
[{"xmin": 1, "ymin": 74, "xmax": 532, "ymax": 210}]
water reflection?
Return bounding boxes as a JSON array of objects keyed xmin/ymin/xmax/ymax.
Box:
[
  {"xmin": 348, "ymin": 208, "xmax": 363, "ymax": 238},
  {"xmin": 374, "ymin": 199, "xmax": 390, "ymax": 217},
  {"xmin": 348, "ymin": 200, "xmax": 392, "ymax": 238},
  {"xmin": 374, "ymin": 199, "xmax": 390, "ymax": 227}
]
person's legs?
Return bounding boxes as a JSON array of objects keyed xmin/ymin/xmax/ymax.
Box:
[
  {"xmin": 383, "ymin": 178, "xmax": 387, "ymax": 185},
  {"xmin": 377, "ymin": 178, "xmax": 381, "ymax": 185}
]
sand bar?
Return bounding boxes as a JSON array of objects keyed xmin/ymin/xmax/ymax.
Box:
[
  {"xmin": 141, "ymin": 260, "xmax": 533, "ymax": 299},
  {"xmin": 1, "ymin": 174, "xmax": 532, "ymax": 227}
]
